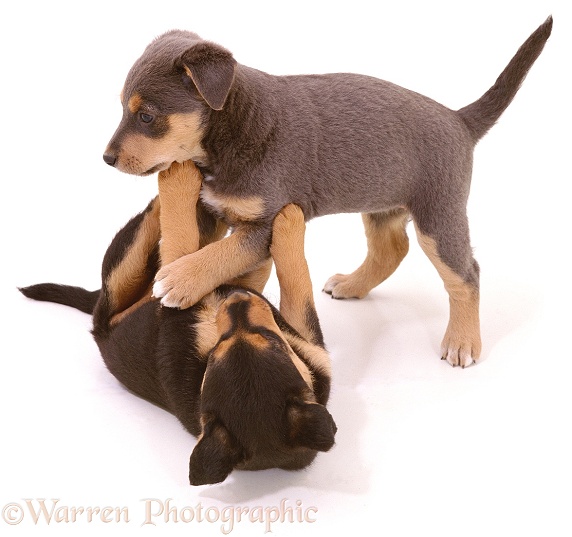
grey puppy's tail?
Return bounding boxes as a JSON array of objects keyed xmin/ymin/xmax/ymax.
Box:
[
  {"xmin": 458, "ymin": 16, "xmax": 553, "ymax": 141},
  {"xmin": 19, "ymin": 283, "xmax": 100, "ymax": 315}
]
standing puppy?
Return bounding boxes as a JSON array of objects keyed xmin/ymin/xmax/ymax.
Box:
[
  {"xmin": 21, "ymin": 161, "xmax": 336, "ymax": 485},
  {"xmin": 104, "ymin": 18, "xmax": 553, "ymax": 367}
]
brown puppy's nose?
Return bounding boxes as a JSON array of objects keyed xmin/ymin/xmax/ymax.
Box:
[{"xmin": 103, "ymin": 153, "xmax": 117, "ymax": 167}]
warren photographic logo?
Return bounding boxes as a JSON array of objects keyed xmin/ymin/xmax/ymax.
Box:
[{"xmin": 2, "ymin": 497, "xmax": 318, "ymax": 534}]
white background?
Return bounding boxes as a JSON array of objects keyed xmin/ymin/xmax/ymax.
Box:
[{"xmin": 1, "ymin": 1, "xmax": 570, "ymax": 535}]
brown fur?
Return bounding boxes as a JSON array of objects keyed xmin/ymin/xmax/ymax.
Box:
[{"xmin": 20, "ymin": 161, "xmax": 336, "ymax": 485}]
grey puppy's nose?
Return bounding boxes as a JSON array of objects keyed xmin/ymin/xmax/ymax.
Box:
[{"xmin": 103, "ymin": 153, "xmax": 117, "ymax": 166}]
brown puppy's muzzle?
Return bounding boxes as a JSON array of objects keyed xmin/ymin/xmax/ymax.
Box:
[
  {"xmin": 191, "ymin": 289, "xmax": 335, "ymax": 483},
  {"xmin": 215, "ymin": 290, "xmax": 277, "ymax": 342}
]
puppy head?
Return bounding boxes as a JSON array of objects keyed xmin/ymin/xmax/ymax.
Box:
[
  {"xmin": 103, "ymin": 30, "xmax": 236, "ymax": 176},
  {"xmin": 189, "ymin": 289, "xmax": 336, "ymax": 486}
]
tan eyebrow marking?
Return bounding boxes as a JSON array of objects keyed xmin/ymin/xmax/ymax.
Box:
[{"xmin": 128, "ymin": 93, "xmax": 143, "ymax": 114}]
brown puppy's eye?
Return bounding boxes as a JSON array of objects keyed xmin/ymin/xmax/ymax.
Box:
[{"xmin": 139, "ymin": 112, "xmax": 154, "ymax": 124}]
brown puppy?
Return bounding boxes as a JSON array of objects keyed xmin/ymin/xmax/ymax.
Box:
[
  {"xmin": 20, "ymin": 161, "xmax": 336, "ymax": 485},
  {"xmin": 103, "ymin": 18, "xmax": 553, "ymax": 368}
]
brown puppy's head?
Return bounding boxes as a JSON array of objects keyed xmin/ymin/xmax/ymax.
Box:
[
  {"xmin": 189, "ymin": 289, "xmax": 336, "ymax": 486},
  {"xmin": 103, "ymin": 31, "xmax": 236, "ymax": 176}
]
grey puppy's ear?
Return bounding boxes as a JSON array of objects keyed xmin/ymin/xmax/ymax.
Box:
[
  {"xmin": 177, "ymin": 42, "xmax": 237, "ymax": 110},
  {"xmin": 188, "ymin": 419, "xmax": 244, "ymax": 486},
  {"xmin": 287, "ymin": 401, "xmax": 337, "ymax": 452}
]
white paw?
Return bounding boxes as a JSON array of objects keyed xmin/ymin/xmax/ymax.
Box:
[{"xmin": 442, "ymin": 346, "xmax": 475, "ymax": 368}]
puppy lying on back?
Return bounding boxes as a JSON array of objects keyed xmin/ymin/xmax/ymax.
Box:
[
  {"xmin": 103, "ymin": 18, "xmax": 553, "ymax": 368},
  {"xmin": 21, "ymin": 161, "xmax": 336, "ymax": 485}
]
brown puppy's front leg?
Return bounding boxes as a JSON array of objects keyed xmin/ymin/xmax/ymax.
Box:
[
  {"xmin": 157, "ymin": 160, "xmax": 203, "ymax": 266},
  {"xmin": 270, "ymin": 204, "xmax": 323, "ymax": 346},
  {"xmin": 153, "ymin": 222, "xmax": 272, "ymax": 309}
]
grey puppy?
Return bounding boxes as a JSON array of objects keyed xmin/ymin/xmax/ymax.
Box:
[{"xmin": 103, "ymin": 17, "xmax": 553, "ymax": 368}]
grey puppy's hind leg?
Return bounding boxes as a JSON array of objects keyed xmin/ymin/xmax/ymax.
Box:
[
  {"xmin": 323, "ymin": 208, "xmax": 410, "ymax": 299},
  {"xmin": 412, "ymin": 211, "xmax": 481, "ymax": 368}
]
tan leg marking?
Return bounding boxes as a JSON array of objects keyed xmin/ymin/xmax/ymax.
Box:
[
  {"xmin": 109, "ymin": 283, "xmax": 154, "ymax": 326},
  {"xmin": 283, "ymin": 332, "xmax": 332, "ymax": 379},
  {"xmin": 193, "ymin": 294, "xmax": 224, "ymax": 357},
  {"xmin": 270, "ymin": 204, "xmax": 319, "ymax": 344},
  {"xmin": 157, "ymin": 160, "xmax": 203, "ymax": 266},
  {"xmin": 324, "ymin": 208, "xmax": 410, "ymax": 299},
  {"xmin": 153, "ymin": 226, "xmax": 266, "ymax": 309},
  {"xmin": 228, "ymin": 258, "xmax": 273, "ymax": 293},
  {"xmin": 415, "ymin": 225, "xmax": 481, "ymax": 367},
  {"xmin": 106, "ymin": 198, "xmax": 161, "ymax": 316}
]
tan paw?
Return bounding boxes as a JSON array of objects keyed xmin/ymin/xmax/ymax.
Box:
[
  {"xmin": 272, "ymin": 204, "xmax": 305, "ymax": 239},
  {"xmin": 440, "ymin": 334, "xmax": 481, "ymax": 368},
  {"xmin": 322, "ymin": 273, "xmax": 368, "ymax": 299},
  {"xmin": 153, "ymin": 257, "xmax": 207, "ymax": 309},
  {"xmin": 158, "ymin": 159, "xmax": 201, "ymax": 187},
  {"xmin": 270, "ymin": 204, "xmax": 306, "ymax": 263}
]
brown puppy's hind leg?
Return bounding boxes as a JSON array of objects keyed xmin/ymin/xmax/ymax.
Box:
[
  {"xmin": 106, "ymin": 198, "xmax": 161, "ymax": 326},
  {"xmin": 109, "ymin": 161, "xmax": 204, "ymax": 325},
  {"xmin": 323, "ymin": 208, "xmax": 410, "ymax": 299},
  {"xmin": 157, "ymin": 160, "xmax": 204, "ymax": 266},
  {"xmin": 271, "ymin": 204, "xmax": 323, "ymax": 346},
  {"xmin": 414, "ymin": 224, "xmax": 481, "ymax": 368}
]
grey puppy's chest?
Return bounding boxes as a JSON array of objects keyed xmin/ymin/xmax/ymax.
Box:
[{"xmin": 199, "ymin": 172, "xmax": 278, "ymax": 225}]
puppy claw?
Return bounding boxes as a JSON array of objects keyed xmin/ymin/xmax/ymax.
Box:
[
  {"xmin": 441, "ymin": 346, "xmax": 475, "ymax": 369},
  {"xmin": 160, "ymin": 295, "xmax": 182, "ymax": 309},
  {"xmin": 152, "ymin": 280, "xmax": 167, "ymax": 299},
  {"xmin": 323, "ymin": 274, "xmax": 365, "ymax": 300},
  {"xmin": 323, "ymin": 275, "xmax": 345, "ymax": 298}
]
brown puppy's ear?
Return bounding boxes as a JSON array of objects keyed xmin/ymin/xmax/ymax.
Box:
[
  {"xmin": 287, "ymin": 401, "xmax": 337, "ymax": 452},
  {"xmin": 178, "ymin": 42, "xmax": 237, "ymax": 110},
  {"xmin": 188, "ymin": 419, "xmax": 244, "ymax": 486}
]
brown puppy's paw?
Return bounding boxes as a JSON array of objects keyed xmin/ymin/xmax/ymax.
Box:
[
  {"xmin": 322, "ymin": 274, "xmax": 368, "ymax": 299},
  {"xmin": 153, "ymin": 257, "xmax": 208, "ymax": 309},
  {"xmin": 158, "ymin": 159, "xmax": 202, "ymax": 189},
  {"xmin": 157, "ymin": 160, "xmax": 183, "ymax": 181},
  {"xmin": 270, "ymin": 204, "xmax": 305, "ymax": 251},
  {"xmin": 441, "ymin": 333, "xmax": 481, "ymax": 368}
]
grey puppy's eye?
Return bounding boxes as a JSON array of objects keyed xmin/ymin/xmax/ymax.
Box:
[{"xmin": 139, "ymin": 112, "xmax": 154, "ymax": 124}]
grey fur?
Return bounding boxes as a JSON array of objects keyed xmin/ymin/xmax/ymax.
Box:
[{"xmin": 104, "ymin": 17, "xmax": 553, "ymax": 365}]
